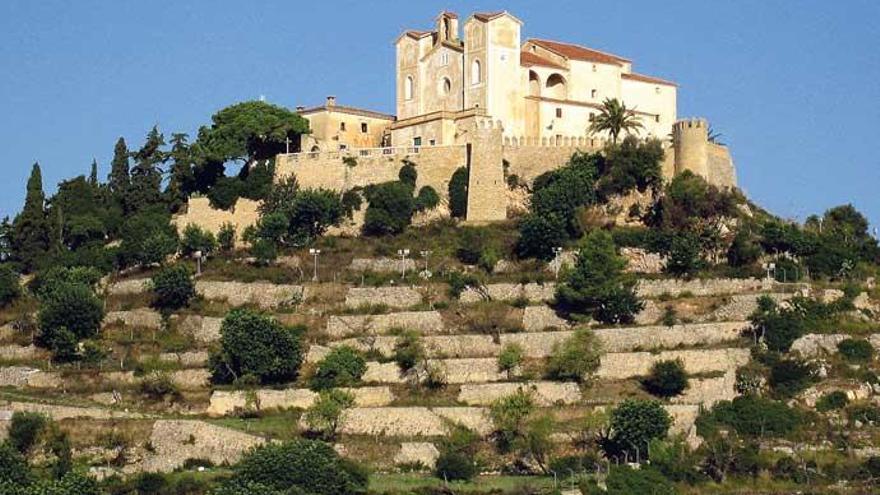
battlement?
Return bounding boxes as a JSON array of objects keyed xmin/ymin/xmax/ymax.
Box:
[
  {"xmin": 673, "ymin": 118, "xmax": 709, "ymax": 132},
  {"xmin": 503, "ymin": 135, "xmax": 605, "ymax": 148}
]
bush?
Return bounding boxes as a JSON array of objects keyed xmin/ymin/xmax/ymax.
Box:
[
  {"xmin": 37, "ymin": 282, "xmax": 103, "ymax": 351},
  {"xmin": 392, "ymin": 331, "xmax": 425, "ymax": 372},
  {"xmin": 135, "ymin": 472, "xmax": 168, "ymax": 494},
  {"xmin": 448, "ymin": 167, "xmax": 468, "ymax": 218},
  {"xmin": 604, "ymin": 465, "xmax": 677, "ymax": 495},
  {"xmin": 555, "ymin": 230, "xmax": 643, "ymax": 324},
  {"xmin": 250, "ymin": 238, "xmax": 278, "ymax": 265},
  {"xmin": 498, "ymin": 343, "xmax": 524, "ymax": 379},
  {"xmin": 664, "ymin": 231, "xmax": 704, "ymax": 277},
  {"xmin": 285, "ymin": 189, "xmax": 343, "ymax": 243},
  {"xmin": 7, "ymin": 412, "xmax": 46, "ymax": 454},
  {"xmin": 180, "ymin": 224, "xmax": 217, "ymax": 256},
  {"xmin": 150, "ymin": 264, "xmax": 195, "ymax": 312},
  {"xmin": 0, "ymin": 441, "xmax": 30, "ymax": 486},
  {"xmin": 303, "ymin": 389, "xmax": 355, "ymax": 441},
  {"xmin": 702, "ymin": 395, "xmax": 800, "ymax": 438},
  {"xmin": 341, "ymin": 189, "xmax": 363, "ymax": 218},
  {"xmin": 0, "ymin": 265, "xmax": 20, "ymax": 307},
  {"xmin": 604, "ymin": 399, "xmax": 671, "ymax": 459},
  {"xmin": 816, "ymin": 390, "xmax": 849, "ymax": 412},
  {"xmin": 117, "ymin": 209, "xmax": 179, "ymax": 268},
  {"xmin": 140, "ymin": 372, "xmax": 180, "ymax": 401},
  {"xmin": 398, "ymin": 162, "xmax": 417, "ymax": 188},
  {"xmin": 530, "ymin": 151, "xmax": 598, "ymax": 229},
  {"xmin": 769, "ymin": 358, "xmax": 816, "ymax": 398},
  {"xmin": 749, "ymin": 296, "xmax": 805, "ymax": 353},
  {"xmin": 489, "ymin": 389, "xmax": 535, "ymax": 451},
  {"xmin": 362, "ymin": 181, "xmax": 414, "ymax": 236},
  {"xmin": 837, "ymin": 338, "xmax": 874, "ymax": 363},
  {"xmin": 642, "ymin": 359, "xmax": 688, "ymax": 398},
  {"xmin": 310, "ymin": 346, "xmax": 367, "ymax": 390},
  {"xmin": 516, "ymin": 213, "xmax": 567, "ymax": 260},
  {"xmin": 218, "ymin": 222, "xmax": 236, "ymax": 252},
  {"xmin": 225, "ymin": 439, "xmax": 368, "ymax": 495},
  {"xmin": 726, "ymin": 230, "xmax": 762, "ymax": 268},
  {"xmin": 414, "ymin": 186, "xmax": 440, "ymax": 212},
  {"xmin": 435, "ymin": 450, "xmax": 477, "ymax": 481},
  {"xmin": 209, "ymin": 309, "xmax": 304, "ymax": 385},
  {"xmin": 597, "ymin": 136, "xmax": 664, "ymax": 198},
  {"xmin": 546, "ymin": 328, "xmax": 602, "ymax": 382},
  {"xmin": 31, "ymin": 266, "xmax": 102, "ymax": 298}
]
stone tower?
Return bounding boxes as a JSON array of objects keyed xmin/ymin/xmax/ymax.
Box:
[
  {"xmin": 673, "ymin": 118, "xmax": 710, "ymax": 180},
  {"xmin": 464, "ymin": 118, "xmax": 507, "ymax": 223}
]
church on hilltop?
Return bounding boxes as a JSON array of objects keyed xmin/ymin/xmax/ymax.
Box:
[{"xmin": 176, "ymin": 10, "xmax": 736, "ymax": 231}]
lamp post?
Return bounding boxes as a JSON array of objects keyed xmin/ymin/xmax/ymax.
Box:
[
  {"xmin": 398, "ymin": 249, "xmax": 410, "ymax": 278},
  {"xmin": 420, "ymin": 250, "xmax": 432, "ymax": 279},
  {"xmin": 552, "ymin": 247, "xmax": 563, "ymax": 280},
  {"xmin": 193, "ymin": 250, "xmax": 203, "ymax": 276},
  {"xmin": 309, "ymin": 248, "xmax": 321, "ymax": 281}
]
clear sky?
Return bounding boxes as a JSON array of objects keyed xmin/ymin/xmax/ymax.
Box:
[{"xmin": 1, "ymin": 1, "xmax": 878, "ymax": 229}]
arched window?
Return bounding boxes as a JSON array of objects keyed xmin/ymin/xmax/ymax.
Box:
[
  {"xmin": 546, "ymin": 73, "xmax": 567, "ymax": 99},
  {"xmin": 471, "ymin": 59, "xmax": 482, "ymax": 85},
  {"xmin": 528, "ymin": 71, "xmax": 541, "ymax": 97},
  {"xmin": 404, "ymin": 76, "xmax": 414, "ymax": 100},
  {"xmin": 440, "ymin": 77, "xmax": 452, "ymax": 95}
]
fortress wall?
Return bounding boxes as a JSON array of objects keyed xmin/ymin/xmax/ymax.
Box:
[
  {"xmin": 502, "ymin": 140, "xmax": 595, "ymax": 184},
  {"xmin": 707, "ymin": 143, "xmax": 737, "ymax": 188},
  {"xmin": 171, "ymin": 197, "xmax": 260, "ymax": 242}
]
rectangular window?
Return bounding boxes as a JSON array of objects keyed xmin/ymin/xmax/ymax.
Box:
[
  {"xmin": 655, "ymin": 115, "xmax": 660, "ymax": 123},
  {"xmin": 429, "ymin": 139, "xmax": 436, "ymax": 146},
  {"xmin": 361, "ymin": 122, "xmax": 368, "ymax": 133},
  {"xmin": 413, "ymin": 137, "xmax": 422, "ymax": 147},
  {"xmin": 340, "ymin": 122, "xmax": 346, "ymax": 131},
  {"xmin": 555, "ymin": 108, "xmax": 563, "ymax": 118},
  {"xmin": 591, "ymin": 89, "xmax": 598, "ymax": 98}
]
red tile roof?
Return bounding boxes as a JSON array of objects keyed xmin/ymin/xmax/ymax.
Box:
[
  {"xmin": 622, "ymin": 72, "xmax": 677, "ymax": 87},
  {"xmin": 437, "ymin": 11, "xmax": 458, "ymax": 19},
  {"xmin": 404, "ymin": 30, "xmax": 432, "ymax": 39},
  {"xmin": 520, "ymin": 51, "xmax": 566, "ymax": 70},
  {"xmin": 473, "ymin": 11, "xmax": 506, "ymax": 22},
  {"xmin": 528, "ymin": 38, "xmax": 630, "ymax": 66}
]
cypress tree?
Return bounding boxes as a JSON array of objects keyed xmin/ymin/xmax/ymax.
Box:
[
  {"xmin": 128, "ymin": 126, "xmax": 166, "ymax": 213},
  {"xmin": 12, "ymin": 163, "xmax": 51, "ymax": 271},
  {"xmin": 166, "ymin": 132, "xmax": 195, "ymax": 212},
  {"xmin": 89, "ymin": 159, "xmax": 98, "ymax": 186},
  {"xmin": 108, "ymin": 137, "xmax": 130, "ymax": 201}
]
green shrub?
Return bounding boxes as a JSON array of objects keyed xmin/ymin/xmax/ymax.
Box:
[
  {"xmin": 515, "ymin": 213, "xmax": 567, "ymax": 261},
  {"xmin": 603, "ymin": 399, "xmax": 671, "ymax": 460},
  {"xmin": 398, "ymin": 162, "xmax": 417, "ymax": 188},
  {"xmin": 250, "ymin": 238, "xmax": 278, "ymax": 265},
  {"xmin": 497, "ymin": 343, "xmax": 524, "ymax": 379},
  {"xmin": 218, "ymin": 222, "xmax": 237, "ymax": 252},
  {"xmin": 37, "ymin": 282, "xmax": 103, "ymax": 352},
  {"xmin": 285, "ymin": 189, "xmax": 343, "ymax": 243},
  {"xmin": 769, "ymin": 358, "xmax": 816, "ymax": 398},
  {"xmin": 7, "ymin": 412, "xmax": 46, "ymax": 455},
  {"xmin": 555, "ymin": 230, "xmax": 643, "ymax": 324},
  {"xmin": 837, "ymin": 338, "xmax": 874, "ymax": 363},
  {"xmin": 140, "ymin": 372, "xmax": 180, "ymax": 401},
  {"xmin": 726, "ymin": 230, "xmax": 762, "ymax": 268},
  {"xmin": 448, "ymin": 167, "xmax": 468, "ymax": 218},
  {"xmin": 642, "ymin": 359, "xmax": 688, "ymax": 398},
  {"xmin": 150, "ymin": 264, "xmax": 195, "ymax": 312},
  {"xmin": 180, "ymin": 223, "xmax": 217, "ymax": 256},
  {"xmin": 702, "ymin": 395, "xmax": 800, "ymax": 438},
  {"xmin": 604, "ymin": 465, "xmax": 678, "ymax": 495},
  {"xmin": 225, "ymin": 439, "xmax": 368, "ymax": 495},
  {"xmin": 749, "ymin": 296, "xmax": 805, "ymax": 352},
  {"xmin": 392, "ymin": 331, "xmax": 425, "ymax": 372},
  {"xmin": 546, "ymin": 328, "xmax": 602, "ymax": 382},
  {"xmin": 816, "ymin": 390, "xmax": 849, "ymax": 412},
  {"xmin": 135, "ymin": 472, "xmax": 168, "ymax": 494},
  {"xmin": 0, "ymin": 441, "xmax": 31, "ymax": 486},
  {"xmin": 530, "ymin": 151, "xmax": 598, "ymax": 230},
  {"xmin": 209, "ymin": 309, "xmax": 304, "ymax": 385},
  {"xmin": 303, "ymin": 389, "xmax": 355, "ymax": 441},
  {"xmin": 414, "ymin": 186, "xmax": 440, "ymax": 212},
  {"xmin": 341, "ymin": 189, "xmax": 363, "ymax": 218},
  {"xmin": 0, "ymin": 265, "xmax": 20, "ymax": 307},
  {"xmin": 362, "ymin": 181, "xmax": 414, "ymax": 236},
  {"xmin": 664, "ymin": 231, "xmax": 704, "ymax": 278},
  {"xmin": 489, "ymin": 389, "xmax": 535, "ymax": 452},
  {"xmin": 596, "ymin": 136, "xmax": 664, "ymax": 198},
  {"xmin": 310, "ymin": 346, "xmax": 367, "ymax": 390},
  {"xmin": 435, "ymin": 450, "xmax": 477, "ymax": 481}
]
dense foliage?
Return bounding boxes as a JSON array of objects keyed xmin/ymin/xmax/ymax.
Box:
[
  {"xmin": 546, "ymin": 328, "xmax": 603, "ymax": 382},
  {"xmin": 310, "ymin": 346, "xmax": 367, "ymax": 390},
  {"xmin": 150, "ymin": 264, "xmax": 195, "ymax": 312},
  {"xmin": 642, "ymin": 359, "xmax": 689, "ymax": 398}
]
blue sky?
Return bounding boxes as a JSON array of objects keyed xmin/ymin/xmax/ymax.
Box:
[{"xmin": 1, "ymin": 1, "xmax": 878, "ymax": 229}]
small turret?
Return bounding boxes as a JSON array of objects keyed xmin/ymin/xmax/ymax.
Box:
[
  {"xmin": 673, "ymin": 118, "xmax": 709, "ymax": 180},
  {"xmin": 436, "ymin": 11, "xmax": 459, "ymax": 43}
]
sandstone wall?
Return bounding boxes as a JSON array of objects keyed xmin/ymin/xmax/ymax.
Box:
[
  {"xmin": 206, "ymin": 386, "xmax": 394, "ymax": 417},
  {"xmin": 173, "ymin": 315, "xmax": 222, "ymax": 343},
  {"xmin": 171, "ymin": 197, "xmax": 260, "ymax": 243},
  {"xmin": 0, "ymin": 401, "xmax": 144, "ymax": 420},
  {"xmin": 457, "ymin": 382, "xmax": 581, "ymax": 406},
  {"xmin": 349, "ymin": 258, "xmax": 417, "ymax": 273},
  {"xmin": 107, "ymin": 278, "xmax": 150, "ymax": 296},
  {"xmin": 340, "ymin": 407, "xmax": 493, "ymax": 436},
  {"xmin": 671, "ymin": 371, "xmax": 737, "ymax": 407},
  {"xmin": 791, "ymin": 333, "xmax": 880, "ymax": 357},
  {"xmin": 104, "ymin": 309, "xmax": 162, "ymax": 330},
  {"xmin": 459, "ymin": 283, "xmax": 556, "ymax": 304},
  {"xmin": 502, "ymin": 141, "xmax": 594, "ymax": 184},
  {"xmin": 521, "ymin": 305, "xmax": 569, "ymax": 332},
  {"xmin": 636, "ymin": 278, "xmax": 768, "ymax": 298}
]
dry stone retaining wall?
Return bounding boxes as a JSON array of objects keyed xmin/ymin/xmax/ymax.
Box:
[
  {"xmin": 349, "ymin": 258, "xmax": 417, "ymax": 273},
  {"xmin": 671, "ymin": 371, "xmax": 737, "ymax": 407},
  {"xmin": 173, "ymin": 315, "xmax": 222, "ymax": 343},
  {"xmin": 636, "ymin": 278, "xmax": 768, "ymax": 298},
  {"xmin": 140, "ymin": 420, "xmax": 265, "ymax": 473},
  {"xmin": 340, "ymin": 407, "xmax": 493, "ymax": 436},
  {"xmin": 362, "ymin": 358, "xmax": 507, "ymax": 385},
  {"xmin": 0, "ymin": 345, "xmax": 38, "ymax": 361},
  {"xmin": 522, "ymin": 306, "xmax": 569, "ymax": 332},
  {"xmin": 325, "ymin": 311, "xmax": 444, "ymax": 338},
  {"xmin": 791, "ymin": 333, "xmax": 880, "ymax": 357},
  {"xmin": 345, "ymin": 287, "xmax": 423, "ymax": 309},
  {"xmin": 394, "ymin": 442, "xmax": 440, "ymax": 468},
  {"xmin": 457, "ymin": 382, "xmax": 581, "ymax": 406},
  {"xmin": 104, "ymin": 309, "xmax": 162, "ymax": 330},
  {"xmin": 460, "ymin": 283, "xmax": 556, "ymax": 304},
  {"xmin": 597, "ymin": 348, "xmax": 750, "ymax": 379},
  {"xmin": 593, "ymin": 321, "xmax": 747, "ymax": 353},
  {"xmin": 206, "ymin": 386, "xmax": 394, "ymax": 417},
  {"xmin": 0, "ymin": 401, "xmax": 144, "ymax": 420},
  {"xmin": 107, "ymin": 278, "xmax": 149, "ymax": 296},
  {"xmin": 196, "ymin": 281, "xmax": 303, "ymax": 309}
]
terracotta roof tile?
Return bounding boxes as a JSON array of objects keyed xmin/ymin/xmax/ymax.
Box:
[
  {"xmin": 473, "ymin": 11, "xmax": 506, "ymax": 22},
  {"xmin": 520, "ymin": 51, "xmax": 566, "ymax": 70},
  {"xmin": 438, "ymin": 11, "xmax": 458, "ymax": 19},
  {"xmin": 405, "ymin": 30, "xmax": 432, "ymax": 39},
  {"xmin": 528, "ymin": 38, "xmax": 630, "ymax": 66},
  {"xmin": 622, "ymin": 72, "xmax": 677, "ymax": 87}
]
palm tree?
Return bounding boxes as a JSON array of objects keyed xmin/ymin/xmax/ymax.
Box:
[{"xmin": 588, "ymin": 98, "xmax": 644, "ymax": 143}]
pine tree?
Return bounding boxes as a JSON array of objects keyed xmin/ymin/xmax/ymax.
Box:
[
  {"xmin": 12, "ymin": 163, "xmax": 51, "ymax": 271},
  {"xmin": 108, "ymin": 137, "xmax": 130, "ymax": 202},
  {"xmin": 166, "ymin": 132, "xmax": 195, "ymax": 212},
  {"xmin": 128, "ymin": 126, "xmax": 166, "ymax": 213}
]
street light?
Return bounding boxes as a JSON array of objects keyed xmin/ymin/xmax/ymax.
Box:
[
  {"xmin": 397, "ymin": 249, "xmax": 411, "ymax": 278},
  {"xmin": 552, "ymin": 247, "xmax": 563, "ymax": 280},
  {"xmin": 309, "ymin": 248, "xmax": 321, "ymax": 281},
  {"xmin": 419, "ymin": 250, "xmax": 432, "ymax": 279},
  {"xmin": 193, "ymin": 250, "xmax": 204, "ymax": 276}
]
